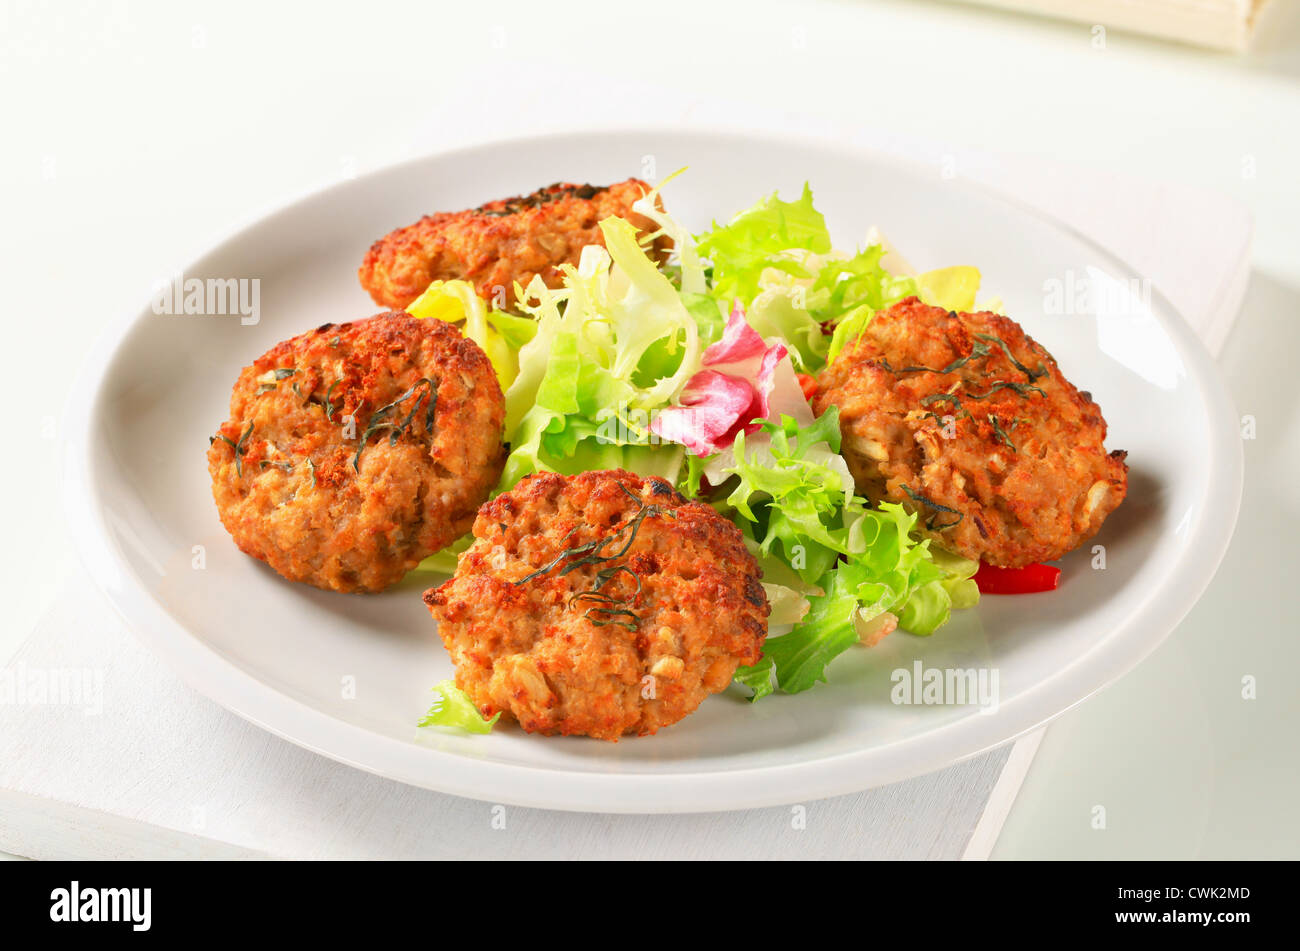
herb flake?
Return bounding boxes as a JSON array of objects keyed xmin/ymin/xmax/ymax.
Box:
[
  {"xmin": 988, "ymin": 414, "xmax": 1017, "ymax": 452},
  {"xmin": 351, "ymin": 378, "xmax": 438, "ymax": 473},
  {"xmin": 515, "ymin": 483, "xmax": 674, "ymax": 632},
  {"xmin": 974, "ymin": 333, "xmax": 1047, "ymax": 380},
  {"xmin": 900, "ymin": 484, "xmax": 964, "ymax": 531},
  {"xmin": 216, "ymin": 422, "xmax": 254, "ymax": 477}
]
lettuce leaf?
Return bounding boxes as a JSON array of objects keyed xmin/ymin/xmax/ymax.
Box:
[
  {"xmin": 732, "ymin": 656, "xmax": 776, "ymax": 702},
  {"xmin": 405, "ymin": 279, "xmax": 536, "ymax": 391},
  {"xmin": 414, "ymin": 533, "xmax": 472, "ymax": 574},
  {"xmin": 498, "ymin": 218, "xmax": 701, "ymax": 491},
  {"xmin": 825, "ymin": 264, "xmax": 983, "ymax": 364},
  {"xmin": 676, "ymin": 448, "xmax": 710, "ymax": 499},
  {"xmin": 726, "ymin": 410, "xmax": 977, "ymax": 697},
  {"xmin": 903, "ymin": 546, "xmax": 980, "ymax": 634},
  {"xmin": 696, "ymin": 186, "xmax": 983, "ymax": 378},
  {"xmin": 417, "ymin": 680, "xmax": 500, "ymax": 734},
  {"xmin": 696, "ymin": 187, "xmax": 924, "ymax": 374},
  {"xmin": 744, "ymin": 286, "xmax": 828, "ymax": 372},
  {"xmin": 736, "ymin": 501, "xmax": 957, "ymax": 696},
  {"xmin": 722, "ymin": 410, "xmax": 856, "ymax": 586},
  {"xmin": 756, "ymin": 561, "xmax": 870, "ymax": 694},
  {"xmin": 695, "ymin": 183, "xmax": 831, "ymax": 307},
  {"xmin": 915, "ymin": 266, "xmax": 981, "ymax": 312},
  {"xmin": 681, "ymin": 292, "xmax": 727, "ymax": 348},
  {"xmin": 631, "ymin": 169, "xmax": 708, "ymax": 295},
  {"xmin": 807, "ymin": 246, "xmax": 917, "ymax": 325}
]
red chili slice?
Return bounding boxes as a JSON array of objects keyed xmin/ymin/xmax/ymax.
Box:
[{"xmin": 974, "ymin": 562, "xmax": 1061, "ymax": 594}]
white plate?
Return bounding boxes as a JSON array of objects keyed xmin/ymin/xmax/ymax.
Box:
[{"xmin": 65, "ymin": 129, "xmax": 1242, "ymax": 813}]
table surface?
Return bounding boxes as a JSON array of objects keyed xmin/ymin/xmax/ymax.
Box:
[{"xmin": 2, "ymin": 0, "xmax": 1298, "ymax": 859}]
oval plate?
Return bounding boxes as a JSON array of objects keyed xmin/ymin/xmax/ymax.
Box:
[{"xmin": 65, "ymin": 129, "xmax": 1242, "ymax": 812}]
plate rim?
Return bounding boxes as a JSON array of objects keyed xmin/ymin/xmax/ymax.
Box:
[{"xmin": 62, "ymin": 127, "xmax": 1245, "ymax": 813}]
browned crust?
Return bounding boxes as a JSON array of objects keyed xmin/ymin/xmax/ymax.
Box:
[
  {"xmin": 424, "ymin": 470, "xmax": 769, "ymax": 740},
  {"xmin": 358, "ymin": 179, "xmax": 671, "ymax": 311},
  {"xmin": 814, "ymin": 297, "xmax": 1128, "ymax": 567},
  {"xmin": 208, "ymin": 312, "xmax": 505, "ymax": 592}
]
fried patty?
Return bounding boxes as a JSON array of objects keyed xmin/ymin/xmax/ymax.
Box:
[
  {"xmin": 359, "ymin": 179, "xmax": 669, "ymax": 311},
  {"xmin": 423, "ymin": 470, "xmax": 769, "ymax": 740},
  {"xmin": 814, "ymin": 297, "xmax": 1128, "ymax": 567},
  {"xmin": 208, "ymin": 312, "xmax": 505, "ymax": 593}
]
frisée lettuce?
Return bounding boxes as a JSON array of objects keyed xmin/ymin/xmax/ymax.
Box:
[
  {"xmin": 719, "ymin": 410, "xmax": 979, "ymax": 698},
  {"xmin": 696, "ymin": 184, "xmax": 985, "ymax": 373},
  {"xmin": 498, "ymin": 216, "xmax": 703, "ymax": 490},
  {"xmin": 418, "ymin": 680, "xmax": 500, "ymax": 734}
]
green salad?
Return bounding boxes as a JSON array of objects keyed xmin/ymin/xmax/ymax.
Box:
[{"xmin": 413, "ymin": 176, "xmax": 985, "ymax": 729}]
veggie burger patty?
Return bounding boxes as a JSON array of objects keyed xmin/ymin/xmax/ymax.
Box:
[
  {"xmin": 358, "ymin": 179, "xmax": 671, "ymax": 312},
  {"xmin": 208, "ymin": 311, "xmax": 506, "ymax": 593},
  {"xmin": 424, "ymin": 470, "xmax": 770, "ymax": 740},
  {"xmin": 814, "ymin": 297, "xmax": 1128, "ymax": 567}
]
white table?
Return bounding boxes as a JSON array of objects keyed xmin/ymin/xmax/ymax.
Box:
[{"xmin": 2, "ymin": 0, "xmax": 1298, "ymax": 858}]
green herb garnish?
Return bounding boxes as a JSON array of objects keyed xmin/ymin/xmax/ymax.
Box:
[
  {"xmin": 965, "ymin": 381, "xmax": 1046, "ymax": 401},
  {"xmin": 889, "ymin": 333, "xmax": 1046, "ymax": 384},
  {"xmin": 254, "ymin": 366, "xmax": 296, "ymax": 392},
  {"xmin": 974, "ymin": 333, "xmax": 1047, "ymax": 380},
  {"xmin": 324, "ymin": 379, "xmax": 342, "ymax": 421},
  {"xmin": 352, "ymin": 378, "xmax": 438, "ymax": 472},
  {"xmin": 569, "ymin": 564, "xmax": 645, "ymax": 630},
  {"xmin": 921, "ymin": 409, "xmax": 969, "ymax": 426},
  {"xmin": 515, "ymin": 483, "xmax": 674, "ymax": 631},
  {"xmin": 988, "ymin": 414, "xmax": 1017, "ymax": 452},
  {"xmin": 900, "ymin": 484, "xmax": 964, "ymax": 531},
  {"xmin": 921, "ymin": 392, "xmax": 965, "ymax": 412},
  {"xmin": 216, "ymin": 422, "xmax": 254, "ymax": 477},
  {"xmin": 898, "ymin": 340, "xmax": 991, "ymax": 375}
]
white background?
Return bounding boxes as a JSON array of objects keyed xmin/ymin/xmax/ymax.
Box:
[{"xmin": 2, "ymin": 0, "xmax": 1298, "ymax": 858}]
